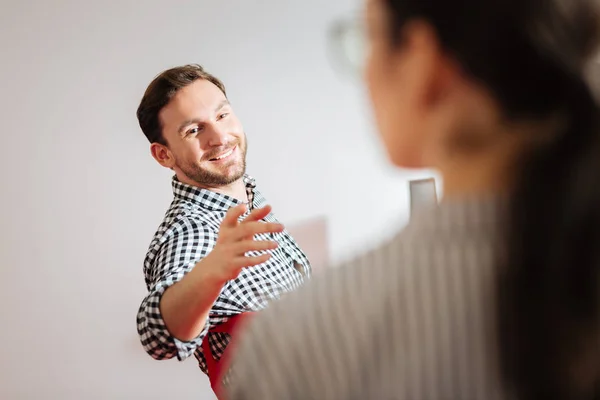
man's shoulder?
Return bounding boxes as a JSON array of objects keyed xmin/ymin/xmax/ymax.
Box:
[
  {"xmin": 142, "ymin": 201, "xmax": 222, "ymax": 273},
  {"xmin": 145, "ymin": 200, "xmax": 220, "ymax": 254}
]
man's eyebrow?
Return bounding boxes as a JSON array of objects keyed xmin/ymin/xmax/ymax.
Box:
[
  {"xmin": 215, "ymin": 99, "xmax": 230, "ymax": 112},
  {"xmin": 177, "ymin": 118, "xmax": 200, "ymax": 134}
]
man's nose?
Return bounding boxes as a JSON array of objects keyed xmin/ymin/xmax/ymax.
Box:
[{"xmin": 204, "ymin": 123, "xmax": 228, "ymax": 147}]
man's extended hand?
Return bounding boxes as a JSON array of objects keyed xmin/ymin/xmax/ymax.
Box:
[{"xmin": 205, "ymin": 204, "xmax": 284, "ymax": 283}]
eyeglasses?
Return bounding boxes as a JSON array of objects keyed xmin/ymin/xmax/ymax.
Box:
[{"xmin": 328, "ymin": 17, "xmax": 368, "ymax": 77}]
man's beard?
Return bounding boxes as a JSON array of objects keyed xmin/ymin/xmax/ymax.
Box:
[{"xmin": 178, "ymin": 140, "xmax": 247, "ymax": 187}]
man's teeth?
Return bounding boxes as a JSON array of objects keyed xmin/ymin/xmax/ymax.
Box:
[{"xmin": 214, "ymin": 148, "xmax": 234, "ymax": 160}]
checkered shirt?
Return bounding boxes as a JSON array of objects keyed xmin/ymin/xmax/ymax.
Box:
[{"xmin": 136, "ymin": 174, "xmax": 312, "ymax": 379}]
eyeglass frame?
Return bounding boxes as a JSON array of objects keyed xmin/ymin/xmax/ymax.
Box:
[{"xmin": 327, "ymin": 16, "xmax": 368, "ymax": 77}]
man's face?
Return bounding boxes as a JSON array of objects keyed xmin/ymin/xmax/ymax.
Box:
[{"xmin": 153, "ymin": 79, "xmax": 247, "ymax": 188}]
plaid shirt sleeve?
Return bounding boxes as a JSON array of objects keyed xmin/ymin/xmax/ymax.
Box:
[{"xmin": 136, "ymin": 216, "xmax": 218, "ymax": 361}]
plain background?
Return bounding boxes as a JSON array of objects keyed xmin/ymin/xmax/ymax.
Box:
[{"xmin": 0, "ymin": 0, "xmax": 438, "ymax": 398}]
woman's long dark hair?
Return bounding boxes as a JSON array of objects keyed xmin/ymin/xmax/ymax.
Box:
[{"xmin": 383, "ymin": 0, "xmax": 600, "ymax": 397}]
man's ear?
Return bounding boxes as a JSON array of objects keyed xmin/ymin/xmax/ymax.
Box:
[{"xmin": 150, "ymin": 142, "xmax": 176, "ymax": 169}]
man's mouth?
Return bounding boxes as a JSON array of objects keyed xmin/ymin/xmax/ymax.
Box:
[{"xmin": 209, "ymin": 146, "xmax": 236, "ymax": 161}]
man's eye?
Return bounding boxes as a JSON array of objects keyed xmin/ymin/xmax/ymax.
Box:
[
  {"xmin": 218, "ymin": 113, "xmax": 229, "ymax": 120},
  {"xmin": 188, "ymin": 126, "xmax": 202, "ymax": 135}
]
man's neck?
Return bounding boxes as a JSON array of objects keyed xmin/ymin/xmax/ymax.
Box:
[
  {"xmin": 210, "ymin": 178, "xmax": 248, "ymax": 203},
  {"xmin": 179, "ymin": 174, "xmax": 248, "ymax": 203}
]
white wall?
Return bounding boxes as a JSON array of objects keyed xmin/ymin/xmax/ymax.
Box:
[{"xmin": 0, "ymin": 0, "xmax": 436, "ymax": 399}]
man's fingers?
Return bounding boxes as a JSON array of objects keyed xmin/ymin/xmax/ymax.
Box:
[
  {"xmin": 232, "ymin": 253, "xmax": 272, "ymax": 269},
  {"xmin": 233, "ymin": 221, "xmax": 284, "ymax": 241},
  {"xmin": 233, "ymin": 239, "xmax": 278, "ymax": 254},
  {"xmin": 241, "ymin": 205, "xmax": 272, "ymax": 223},
  {"xmin": 221, "ymin": 204, "xmax": 247, "ymax": 228}
]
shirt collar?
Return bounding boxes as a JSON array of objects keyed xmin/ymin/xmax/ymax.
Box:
[{"xmin": 171, "ymin": 174, "xmax": 257, "ymax": 212}]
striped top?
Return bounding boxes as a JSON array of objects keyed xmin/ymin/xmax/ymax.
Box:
[{"xmin": 227, "ymin": 195, "xmax": 515, "ymax": 400}]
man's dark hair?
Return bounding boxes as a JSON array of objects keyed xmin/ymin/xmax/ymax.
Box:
[{"xmin": 136, "ymin": 64, "xmax": 227, "ymax": 145}]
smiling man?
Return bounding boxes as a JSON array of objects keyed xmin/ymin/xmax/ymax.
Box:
[{"xmin": 135, "ymin": 64, "xmax": 311, "ymax": 395}]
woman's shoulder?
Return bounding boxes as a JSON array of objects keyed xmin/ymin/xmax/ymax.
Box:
[{"xmin": 275, "ymin": 196, "xmax": 503, "ymax": 319}]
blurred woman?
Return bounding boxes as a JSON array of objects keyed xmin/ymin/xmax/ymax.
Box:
[{"xmin": 227, "ymin": 0, "xmax": 600, "ymax": 398}]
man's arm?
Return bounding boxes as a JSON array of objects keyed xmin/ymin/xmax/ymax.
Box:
[
  {"xmin": 136, "ymin": 219, "xmax": 218, "ymax": 361},
  {"xmin": 159, "ymin": 253, "xmax": 227, "ymax": 342},
  {"xmin": 137, "ymin": 204, "xmax": 285, "ymax": 361}
]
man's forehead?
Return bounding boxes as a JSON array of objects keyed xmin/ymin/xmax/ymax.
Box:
[
  {"xmin": 161, "ymin": 79, "xmax": 228, "ymax": 124},
  {"xmin": 173, "ymin": 79, "xmax": 227, "ymax": 109}
]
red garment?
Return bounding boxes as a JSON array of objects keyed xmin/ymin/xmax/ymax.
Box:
[{"xmin": 202, "ymin": 313, "xmax": 255, "ymax": 399}]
